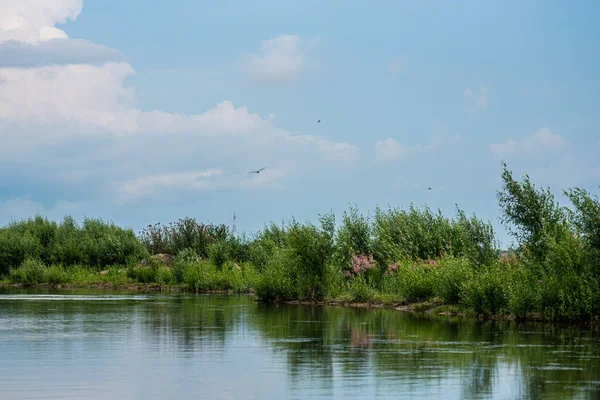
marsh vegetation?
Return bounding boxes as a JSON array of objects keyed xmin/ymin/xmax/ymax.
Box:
[{"xmin": 2, "ymin": 163, "xmax": 599, "ymax": 322}]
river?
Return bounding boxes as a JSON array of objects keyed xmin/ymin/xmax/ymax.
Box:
[{"xmin": 1, "ymin": 288, "xmax": 599, "ymax": 399}]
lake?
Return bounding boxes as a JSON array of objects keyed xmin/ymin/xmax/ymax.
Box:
[{"xmin": 1, "ymin": 288, "xmax": 599, "ymax": 399}]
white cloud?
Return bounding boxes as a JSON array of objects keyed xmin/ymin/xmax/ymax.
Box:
[
  {"xmin": 0, "ymin": 38, "xmax": 126, "ymax": 67},
  {"xmin": 0, "ymin": 0, "xmax": 83, "ymax": 44},
  {"xmin": 0, "ymin": 62, "xmax": 137, "ymax": 130},
  {"xmin": 246, "ymin": 34, "xmax": 319, "ymax": 83},
  {"xmin": 119, "ymin": 169, "xmax": 225, "ymax": 200},
  {"xmin": 373, "ymin": 136, "xmax": 442, "ymax": 163},
  {"xmin": 490, "ymin": 127, "xmax": 566, "ymax": 159},
  {"xmin": 464, "ymin": 84, "xmax": 488, "ymax": 112},
  {"xmin": 374, "ymin": 138, "xmax": 408, "ymax": 162},
  {"xmin": 116, "ymin": 167, "xmax": 289, "ymax": 203},
  {"xmin": 0, "ymin": 1, "xmax": 360, "ymax": 211}
]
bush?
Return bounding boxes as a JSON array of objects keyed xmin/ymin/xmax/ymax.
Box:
[
  {"xmin": 139, "ymin": 217, "xmax": 230, "ymax": 257},
  {"xmin": 46, "ymin": 265, "xmax": 70, "ymax": 285},
  {"xmin": 208, "ymin": 240, "xmax": 229, "ymax": 268},
  {"xmin": 0, "ymin": 230, "xmax": 42, "ymax": 276},
  {"xmin": 346, "ymin": 274, "xmax": 376, "ymax": 303},
  {"xmin": 172, "ymin": 248, "xmax": 200, "ymax": 284},
  {"xmin": 9, "ymin": 258, "xmax": 47, "ymax": 285},
  {"xmin": 432, "ymin": 257, "xmax": 473, "ymax": 304},
  {"xmin": 254, "ymin": 251, "xmax": 295, "ymax": 301},
  {"xmin": 335, "ymin": 206, "xmax": 372, "ymax": 267},
  {"xmin": 0, "ymin": 215, "xmax": 146, "ymax": 276},
  {"xmin": 372, "ymin": 205, "xmax": 498, "ymax": 267},
  {"xmin": 460, "ymin": 264, "xmax": 510, "ymax": 315}
]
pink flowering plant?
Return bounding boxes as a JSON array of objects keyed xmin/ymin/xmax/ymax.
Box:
[
  {"xmin": 345, "ymin": 254, "xmax": 376, "ymax": 276},
  {"xmin": 383, "ymin": 263, "xmax": 398, "ymax": 276},
  {"xmin": 343, "ymin": 253, "xmax": 382, "ymax": 287}
]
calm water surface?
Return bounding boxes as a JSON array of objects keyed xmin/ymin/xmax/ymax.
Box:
[{"xmin": 1, "ymin": 288, "xmax": 599, "ymax": 400}]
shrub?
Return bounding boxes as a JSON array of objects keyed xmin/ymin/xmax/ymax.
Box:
[
  {"xmin": 46, "ymin": 265, "xmax": 70, "ymax": 285},
  {"xmin": 254, "ymin": 251, "xmax": 295, "ymax": 301},
  {"xmin": 372, "ymin": 205, "xmax": 498, "ymax": 267},
  {"xmin": 9, "ymin": 257, "xmax": 47, "ymax": 285},
  {"xmin": 431, "ymin": 257, "xmax": 473, "ymax": 304},
  {"xmin": 335, "ymin": 206, "xmax": 372, "ymax": 267},
  {"xmin": 346, "ymin": 274, "xmax": 376, "ymax": 303},
  {"xmin": 382, "ymin": 261, "xmax": 435, "ymax": 302},
  {"xmin": 460, "ymin": 264, "xmax": 510, "ymax": 315},
  {"xmin": 208, "ymin": 240, "xmax": 229, "ymax": 268},
  {"xmin": 139, "ymin": 217, "xmax": 230, "ymax": 257},
  {"xmin": 497, "ymin": 161, "xmax": 567, "ymax": 264},
  {"xmin": 172, "ymin": 248, "xmax": 200, "ymax": 284}
]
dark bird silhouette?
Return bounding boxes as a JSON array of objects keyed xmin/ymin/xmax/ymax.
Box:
[
  {"xmin": 428, "ymin": 187, "xmax": 432, "ymax": 191},
  {"xmin": 317, "ymin": 119, "xmax": 321, "ymax": 123},
  {"xmin": 248, "ymin": 167, "xmax": 267, "ymax": 174}
]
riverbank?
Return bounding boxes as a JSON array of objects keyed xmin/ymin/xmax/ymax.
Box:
[
  {"xmin": 0, "ymin": 281, "xmax": 561, "ymax": 323},
  {"xmin": 1, "ymin": 163, "xmax": 599, "ymax": 322}
]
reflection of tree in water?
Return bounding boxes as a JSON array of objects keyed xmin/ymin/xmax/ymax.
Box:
[
  {"xmin": 3, "ymin": 290, "xmax": 600, "ymax": 399},
  {"xmin": 246, "ymin": 304, "xmax": 600, "ymax": 399},
  {"xmin": 138, "ymin": 295, "xmax": 251, "ymax": 353},
  {"xmin": 350, "ymin": 326, "xmax": 373, "ymax": 349}
]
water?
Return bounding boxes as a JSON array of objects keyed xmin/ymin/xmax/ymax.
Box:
[{"xmin": 1, "ymin": 288, "xmax": 599, "ymax": 400}]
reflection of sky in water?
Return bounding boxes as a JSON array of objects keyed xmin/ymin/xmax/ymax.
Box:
[{"xmin": 0, "ymin": 290, "xmax": 599, "ymax": 399}]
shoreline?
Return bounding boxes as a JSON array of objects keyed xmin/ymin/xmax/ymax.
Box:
[{"xmin": 4, "ymin": 282, "xmax": 597, "ymax": 325}]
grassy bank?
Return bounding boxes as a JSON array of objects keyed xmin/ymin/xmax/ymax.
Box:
[{"xmin": 1, "ymin": 163, "xmax": 599, "ymax": 322}]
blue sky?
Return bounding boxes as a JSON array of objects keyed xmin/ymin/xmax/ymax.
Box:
[{"xmin": 1, "ymin": 0, "xmax": 599, "ymax": 247}]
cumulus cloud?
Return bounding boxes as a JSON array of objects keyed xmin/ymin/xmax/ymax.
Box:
[
  {"xmin": 0, "ymin": 38, "xmax": 126, "ymax": 67},
  {"xmin": 490, "ymin": 127, "xmax": 566, "ymax": 159},
  {"xmin": 0, "ymin": 62, "xmax": 136, "ymax": 130},
  {"xmin": 116, "ymin": 167, "xmax": 290, "ymax": 203},
  {"xmin": 0, "ymin": 0, "xmax": 83, "ymax": 44},
  {"xmin": 464, "ymin": 84, "xmax": 488, "ymax": 112},
  {"xmin": 373, "ymin": 131, "xmax": 457, "ymax": 164},
  {"xmin": 119, "ymin": 169, "xmax": 225, "ymax": 201},
  {"xmin": 0, "ymin": 1, "xmax": 361, "ymax": 217},
  {"xmin": 246, "ymin": 34, "xmax": 319, "ymax": 83},
  {"xmin": 374, "ymin": 138, "xmax": 439, "ymax": 163}
]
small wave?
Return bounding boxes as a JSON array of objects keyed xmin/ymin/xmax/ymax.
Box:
[{"xmin": 0, "ymin": 294, "xmax": 152, "ymax": 301}]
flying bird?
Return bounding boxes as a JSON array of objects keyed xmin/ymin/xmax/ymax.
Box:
[
  {"xmin": 248, "ymin": 167, "xmax": 267, "ymax": 174},
  {"xmin": 428, "ymin": 187, "xmax": 432, "ymax": 191},
  {"xmin": 317, "ymin": 119, "xmax": 321, "ymax": 123}
]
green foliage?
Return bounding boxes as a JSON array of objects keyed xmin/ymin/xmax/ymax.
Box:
[
  {"xmin": 564, "ymin": 188, "xmax": 600, "ymax": 269},
  {"xmin": 182, "ymin": 260, "xmax": 253, "ymax": 293},
  {"xmin": 208, "ymin": 241, "xmax": 229, "ymax": 268},
  {"xmin": 1, "ymin": 162, "xmax": 599, "ymax": 321},
  {"xmin": 460, "ymin": 265, "xmax": 509, "ymax": 316},
  {"xmin": 431, "ymin": 257, "xmax": 473, "ymax": 304},
  {"xmin": 9, "ymin": 257, "xmax": 47, "ymax": 285},
  {"xmin": 346, "ymin": 274, "xmax": 376, "ymax": 303},
  {"xmin": 497, "ymin": 161, "xmax": 567, "ymax": 263},
  {"xmin": 383, "ymin": 261, "xmax": 436, "ymax": 302},
  {"xmin": 0, "ymin": 215, "xmax": 146, "ymax": 276},
  {"xmin": 139, "ymin": 217, "xmax": 230, "ymax": 258},
  {"xmin": 335, "ymin": 206, "xmax": 372, "ymax": 267},
  {"xmin": 45, "ymin": 265, "xmax": 70, "ymax": 285},
  {"xmin": 254, "ymin": 250, "xmax": 295, "ymax": 301},
  {"xmin": 172, "ymin": 248, "xmax": 200, "ymax": 284},
  {"xmin": 372, "ymin": 204, "xmax": 498, "ymax": 267}
]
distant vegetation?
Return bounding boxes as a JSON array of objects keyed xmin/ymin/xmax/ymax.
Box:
[{"xmin": 1, "ymin": 162, "xmax": 599, "ymax": 322}]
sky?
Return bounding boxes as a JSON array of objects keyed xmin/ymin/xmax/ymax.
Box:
[{"xmin": 1, "ymin": 0, "xmax": 599, "ymax": 247}]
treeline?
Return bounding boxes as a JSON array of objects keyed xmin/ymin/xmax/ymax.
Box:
[{"xmin": 1, "ymin": 163, "xmax": 599, "ymax": 321}]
